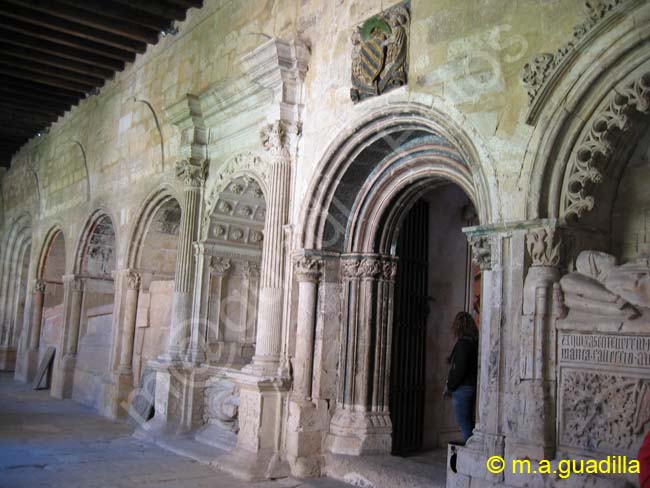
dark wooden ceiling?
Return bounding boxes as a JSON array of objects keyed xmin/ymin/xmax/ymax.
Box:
[{"xmin": 0, "ymin": 0, "xmax": 203, "ymax": 168}]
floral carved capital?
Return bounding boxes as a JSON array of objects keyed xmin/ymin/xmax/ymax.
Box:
[
  {"xmin": 261, "ymin": 121, "xmax": 290, "ymax": 161},
  {"xmin": 210, "ymin": 257, "xmax": 231, "ymax": 276},
  {"xmin": 33, "ymin": 279, "xmax": 46, "ymax": 293},
  {"xmin": 126, "ymin": 270, "xmax": 141, "ymax": 290},
  {"xmin": 469, "ymin": 235, "xmax": 492, "ymax": 271},
  {"xmin": 293, "ymin": 256, "xmax": 322, "ymax": 283},
  {"xmin": 176, "ymin": 159, "xmax": 206, "ymax": 188}
]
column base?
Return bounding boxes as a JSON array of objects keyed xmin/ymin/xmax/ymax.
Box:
[
  {"xmin": 15, "ymin": 347, "xmax": 38, "ymax": 383},
  {"xmin": 218, "ymin": 370, "xmax": 290, "ymax": 481},
  {"xmin": 51, "ymin": 354, "xmax": 75, "ymax": 399},
  {"xmin": 325, "ymin": 407, "xmax": 392, "ymax": 455},
  {"xmin": 286, "ymin": 397, "xmax": 329, "ymax": 478},
  {"xmin": 0, "ymin": 345, "xmax": 16, "ymax": 371},
  {"xmin": 102, "ymin": 370, "xmax": 135, "ymax": 420}
]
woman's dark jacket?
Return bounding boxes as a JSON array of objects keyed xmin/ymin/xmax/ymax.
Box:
[{"xmin": 447, "ymin": 335, "xmax": 478, "ymax": 391}]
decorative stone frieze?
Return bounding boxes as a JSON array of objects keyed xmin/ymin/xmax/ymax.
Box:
[
  {"xmin": 521, "ymin": 0, "xmax": 631, "ymax": 121},
  {"xmin": 468, "ymin": 235, "xmax": 492, "ymax": 270},
  {"xmin": 350, "ymin": 3, "xmax": 410, "ymax": 103},
  {"xmin": 526, "ymin": 227, "xmax": 562, "ymax": 267},
  {"xmin": 563, "ymin": 72, "xmax": 650, "ymax": 220}
]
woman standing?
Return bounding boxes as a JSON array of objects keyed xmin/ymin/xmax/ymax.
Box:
[{"xmin": 445, "ymin": 311, "xmax": 479, "ymax": 444}]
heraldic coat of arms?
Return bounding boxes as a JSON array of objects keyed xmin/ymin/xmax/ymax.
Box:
[{"xmin": 350, "ymin": 4, "xmax": 410, "ymax": 103}]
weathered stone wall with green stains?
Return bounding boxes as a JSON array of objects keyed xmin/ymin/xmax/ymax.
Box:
[{"xmin": 0, "ymin": 0, "xmax": 586, "ymax": 253}]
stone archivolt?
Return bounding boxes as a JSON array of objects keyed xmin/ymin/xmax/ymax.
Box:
[
  {"xmin": 521, "ymin": 0, "xmax": 630, "ymax": 118},
  {"xmin": 562, "ymin": 72, "xmax": 650, "ymax": 221}
]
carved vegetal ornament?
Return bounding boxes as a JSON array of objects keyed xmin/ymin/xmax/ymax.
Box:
[
  {"xmin": 469, "ymin": 235, "xmax": 492, "ymax": 271},
  {"xmin": 176, "ymin": 159, "xmax": 206, "ymax": 188},
  {"xmin": 521, "ymin": 0, "xmax": 629, "ymax": 108},
  {"xmin": 563, "ymin": 72, "xmax": 650, "ymax": 220},
  {"xmin": 350, "ymin": 3, "xmax": 410, "ymax": 103},
  {"xmin": 293, "ymin": 255, "xmax": 322, "ymax": 283},
  {"xmin": 526, "ymin": 227, "xmax": 562, "ymax": 267}
]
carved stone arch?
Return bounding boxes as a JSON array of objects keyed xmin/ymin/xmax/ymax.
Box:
[
  {"xmin": 298, "ymin": 96, "xmax": 496, "ymax": 252},
  {"xmin": 36, "ymin": 225, "xmax": 66, "ymax": 280},
  {"xmin": 73, "ymin": 207, "xmax": 119, "ymax": 276},
  {"xmin": 125, "ymin": 184, "xmax": 183, "ymax": 270},
  {"xmin": 523, "ymin": 0, "xmax": 650, "ymax": 222},
  {"xmin": 202, "ymin": 151, "xmax": 270, "ymax": 237}
]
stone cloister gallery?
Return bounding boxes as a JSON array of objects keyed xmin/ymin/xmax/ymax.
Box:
[{"xmin": 0, "ymin": 0, "xmax": 649, "ymax": 486}]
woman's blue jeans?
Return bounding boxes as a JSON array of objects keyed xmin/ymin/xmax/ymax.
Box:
[{"xmin": 452, "ymin": 385, "xmax": 476, "ymax": 442}]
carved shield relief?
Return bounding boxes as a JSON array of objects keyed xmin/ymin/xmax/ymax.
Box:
[{"xmin": 351, "ymin": 3, "xmax": 410, "ymax": 103}]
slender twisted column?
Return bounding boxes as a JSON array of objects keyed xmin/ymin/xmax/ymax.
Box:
[
  {"xmin": 118, "ymin": 270, "xmax": 140, "ymax": 372},
  {"xmin": 29, "ymin": 279, "xmax": 46, "ymax": 351},
  {"xmin": 168, "ymin": 160, "xmax": 205, "ymax": 359},
  {"xmin": 292, "ymin": 256, "xmax": 321, "ymax": 399},
  {"xmin": 251, "ymin": 122, "xmax": 292, "ymax": 372}
]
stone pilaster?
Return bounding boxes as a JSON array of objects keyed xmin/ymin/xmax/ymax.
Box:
[
  {"xmin": 52, "ymin": 275, "xmax": 84, "ymax": 399},
  {"xmin": 250, "ymin": 121, "xmax": 292, "ymax": 374},
  {"xmin": 118, "ymin": 270, "xmax": 141, "ymax": 373},
  {"xmin": 168, "ymin": 159, "xmax": 205, "ymax": 360},
  {"xmin": 21, "ymin": 279, "xmax": 46, "ymax": 381}
]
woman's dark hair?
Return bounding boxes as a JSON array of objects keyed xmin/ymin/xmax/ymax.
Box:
[{"xmin": 452, "ymin": 311, "xmax": 478, "ymax": 340}]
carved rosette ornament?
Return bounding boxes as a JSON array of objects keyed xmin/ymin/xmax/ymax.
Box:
[
  {"xmin": 33, "ymin": 279, "xmax": 46, "ymax": 293},
  {"xmin": 350, "ymin": 3, "xmax": 410, "ymax": 103},
  {"xmin": 175, "ymin": 159, "xmax": 206, "ymax": 188},
  {"xmin": 526, "ymin": 227, "xmax": 562, "ymax": 267},
  {"xmin": 126, "ymin": 271, "xmax": 141, "ymax": 290},
  {"xmin": 521, "ymin": 0, "xmax": 629, "ymax": 107},
  {"xmin": 469, "ymin": 235, "xmax": 492, "ymax": 271},
  {"xmin": 564, "ymin": 72, "xmax": 650, "ymax": 220},
  {"xmin": 293, "ymin": 256, "xmax": 322, "ymax": 283}
]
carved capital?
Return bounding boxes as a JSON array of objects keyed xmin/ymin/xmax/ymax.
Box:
[
  {"xmin": 33, "ymin": 279, "xmax": 46, "ymax": 293},
  {"xmin": 126, "ymin": 270, "xmax": 141, "ymax": 290},
  {"xmin": 242, "ymin": 261, "xmax": 260, "ymax": 278},
  {"xmin": 381, "ymin": 259, "xmax": 398, "ymax": 282},
  {"xmin": 293, "ymin": 256, "xmax": 322, "ymax": 283},
  {"xmin": 66, "ymin": 275, "xmax": 84, "ymax": 292},
  {"xmin": 175, "ymin": 159, "xmax": 206, "ymax": 188},
  {"xmin": 341, "ymin": 256, "xmax": 383, "ymax": 280},
  {"xmin": 209, "ymin": 256, "xmax": 231, "ymax": 276},
  {"xmin": 261, "ymin": 121, "xmax": 290, "ymax": 161},
  {"xmin": 468, "ymin": 236, "xmax": 492, "ymax": 271},
  {"xmin": 526, "ymin": 227, "xmax": 562, "ymax": 267}
]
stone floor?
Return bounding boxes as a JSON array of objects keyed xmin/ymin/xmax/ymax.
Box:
[{"xmin": 0, "ymin": 373, "xmax": 348, "ymax": 488}]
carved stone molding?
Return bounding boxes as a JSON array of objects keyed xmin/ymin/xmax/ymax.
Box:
[
  {"xmin": 563, "ymin": 72, "xmax": 650, "ymax": 220},
  {"xmin": 350, "ymin": 3, "xmax": 410, "ymax": 103},
  {"xmin": 293, "ymin": 255, "xmax": 322, "ymax": 283},
  {"xmin": 526, "ymin": 227, "xmax": 562, "ymax": 267},
  {"xmin": 210, "ymin": 256, "xmax": 231, "ymax": 275},
  {"xmin": 341, "ymin": 255, "xmax": 393, "ymax": 280},
  {"xmin": 33, "ymin": 279, "xmax": 46, "ymax": 293},
  {"xmin": 126, "ymin": 270, "xmax": 141, "ymax": 290},
  {"xmin": 176, "ymin": 159, "xmax": 206, "ymax": 188},
  {"xmin": 521, "ymin": 0, "xmax": 631, "ymax": 121},
  {"xmin": 468, "ymin": 235, "xmax": 492, "ymax": 271}
]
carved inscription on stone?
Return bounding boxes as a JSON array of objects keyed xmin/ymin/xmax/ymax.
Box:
[
  {"xmin": 559, "ymin": 333, "xmax": 650, "ymax": 368},
  {"xmin": 350, "ymin": 3, "xmax": 410, "ymax": 103}
]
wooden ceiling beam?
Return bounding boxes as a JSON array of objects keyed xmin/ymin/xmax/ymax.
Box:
[
  {"xmin": 0, "ymin": 3, "xmax": 148, "ymax": 54},
  {"xmin": 0, "ymin": 17, "xmax": 136, "ymax": 62},
  {"xmin": 165, "ymin": 0, "xmax": 203, "ymax": 9},
  {"xmin": 0, "ymin": 96, "xmax": 69, "ymax": 117},
  {"xmin": 57, "ymin": 0, "xmax": 172, "ymax": 31},
  {"xmin": 0, "ymin": 76, "xmax": 84, "ymax": 103},
  {"xmin": 0, "ymin": 43, "xmax": 114, "ymax": 79},
  {"xmin": 6, "ymin": 0, "xmax": 159, "ymax": 43},
  {"xmin": 0, "ymin": 66, "xmax": 92, "ymax": 95},
  {"xmin": 0, "ymin": 29, "xmax": 125, "ymax": 71},
  {"xmin": 0, "ymin": 84, "xmax": 76, "ymax": 109},
  {"xmin": 0, "ymin": 53, "xmax": 104, "ymax": 87},
  {"xmin": 0, "ymin": 110, "xmax": 60, "ymax": 127},
  {"xmin": 114, "ymin": 0, "xmax": 186, "ymax": 21}
]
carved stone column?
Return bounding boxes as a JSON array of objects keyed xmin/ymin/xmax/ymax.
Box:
[
  {"xmin": 327, "ymin": 254, "xmax": 396, "ymax": 456},
  {"xmin": 28, "ymin": 279, "xmax": 46, "ymax": 351},
  {"xmin": 513, "ymin": 224, "xmax": 565, "ymax": 461},
  {"xmin": 118, "ymin": 271, "xmax": 140, "ymax": 373},
  {"xmin": 168, "ymin": 160, "xmax": 205, "ymax": 360},
  {"xmin": 52, "ymin": 275, "xmax": 84, "ymax": 399},
  {"xmin": 250, "ymin": 122, "xmax": 292, "ymax": 373}
]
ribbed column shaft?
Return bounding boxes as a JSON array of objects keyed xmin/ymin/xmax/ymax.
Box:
[{"xmin": 254, "ymin": 158, "xmax": 290, "ymax": 362}]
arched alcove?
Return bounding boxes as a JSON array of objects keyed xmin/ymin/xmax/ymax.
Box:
[
  {"xmin": 71, "ymin": 212, "xmax": 117, "ymax": 409},
  {"xmin": 127, "ymin": 192, "xmax": 182, "ymax": 386}
]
